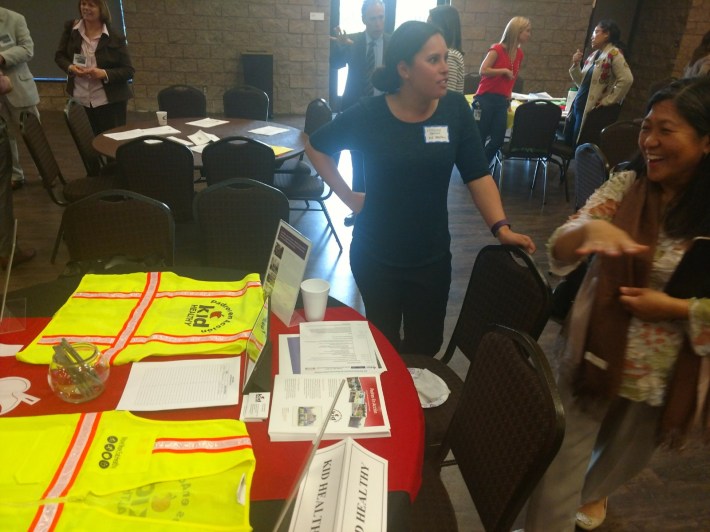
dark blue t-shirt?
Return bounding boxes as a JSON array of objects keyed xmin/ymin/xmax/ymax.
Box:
[{"xmin": 309, "ymin": 92, "xmax": 489, "ymax": 267}]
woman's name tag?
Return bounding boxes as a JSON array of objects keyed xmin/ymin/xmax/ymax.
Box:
[
  {"xmin": 424, "ymin": 125, "xmax": 449, "ymax": 143},
  {"xmin": 73, "ymin": 53, "xmax": 87, "ymax": 67}
]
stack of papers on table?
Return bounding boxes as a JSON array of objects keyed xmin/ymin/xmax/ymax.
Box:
[
  {"xmin": 268, "ymin": 373, "xmax": 391, "ymax": 441},
  {"xmin": 279, "ymin": 321, "xmax": 386, "ymax": 374},
  {"xmin": 103, "ymin": 125, "xmax": 181, "ymax": 141}
]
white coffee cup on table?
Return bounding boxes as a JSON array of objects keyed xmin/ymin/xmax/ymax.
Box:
[
  {"xmin": 156, "ymin": 111, "xmax": 167, "ymax": 126},
  {"xmin": 300, "ymin": 278, "xmax": 330, "ymax": 322}
]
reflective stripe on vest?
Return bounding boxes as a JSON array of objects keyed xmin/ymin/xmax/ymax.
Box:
[{"xmin": 18, "ymin": 272, "xmax": 265, "ymax": 365}]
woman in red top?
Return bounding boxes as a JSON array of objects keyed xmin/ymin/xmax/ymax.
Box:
[{"xmin": 473, "ymin": 17, "xmax": 531, "ymax": 166}]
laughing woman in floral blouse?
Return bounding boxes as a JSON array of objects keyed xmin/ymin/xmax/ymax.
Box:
[{"xmin": 525, "ymin": 77, "xmax": 710, "ymax": 531}]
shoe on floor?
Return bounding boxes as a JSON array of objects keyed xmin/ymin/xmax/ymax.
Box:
[
  {"xmin": 576, "ymin": 497, "xmax": 608, "ymax": 531},
  {"xmin": 0, "ymin": 247, "xmax": 36, "ymax": 270},
  {"xmin": 11, "ymin": 179, "xmax": 25, "ymax": 191},
  {"xmin": 344, "ymin": 213, "xmax": 356, "ymax": 227}
]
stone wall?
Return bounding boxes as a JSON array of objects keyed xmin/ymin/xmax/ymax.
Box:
[{"xmin": 35, "ymin": 0, "xmax": 709, "ymax": 117}]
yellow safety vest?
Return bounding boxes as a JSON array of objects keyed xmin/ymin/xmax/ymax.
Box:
[
  {"xmin": 0, "ymin": 410, "xmax": 255, "ymax": 531},
  {"xmin": 18, "ymin": 272, "xmax": 264, "ymax": 365}
]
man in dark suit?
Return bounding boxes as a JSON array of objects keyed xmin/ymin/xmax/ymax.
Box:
[
  {"xmin": 0, "ymin": 7, "xmax": 40, "ymax": 191},
  {"xmin": 330, "ymin": 0, "xmax": 389, "ymax": 227}
]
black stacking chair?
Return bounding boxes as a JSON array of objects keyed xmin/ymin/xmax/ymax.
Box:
[
  {"xmin": 60, "ymin": 189, "xmax": 175, "ymax": 270},
  {"xmin": 551, "ymin": 103, "xmax": 622, "ymax": 196},
  {"xmin": 157, "ymin": 84, "xmax": 207, "ymax": 118},
  {"xmin": 493, "ymin": 100, "xmax": 561, "ymax": 205},
  {"xmin": 574, "ymin": 143, "xmax": 609, "ymax": 211},
  {"xmin": 273, "ymin": 98, "xmax": 342, "ymax": 252},
  {"xmin": 115, "ymin": 136, "xmax": 195, "ymax": 222},
  {"xmin": 20, "ymin": 111, "xmax": 124, "ymax": 262},
  {"xmin": 193, "ymin": 178, "xmax": 289, "ymax": 272},
  {"xmin": 463, "ymin": 73, "xmax": 481, "ymax": 94},
  {"xmin": 411, "ymin": 325, "xmax": 565, "ymax": 532},
  {"xmin": 63, "ymin": 100, "xmax": 117, "ymax": 178},
  {"xmin": 202, "ymin": 136, "xmax": 275, "ymax": 186},
  {"xmin": 402, "ymin": 245, "xmax": 552, "ymax": 461},
  {"xmin": 223, "ymin": 85, "xmax": 270, "ymax": 121},
  {"xmin": 599, "ymin": 119, "xmax": 641, "ymax": 171}
]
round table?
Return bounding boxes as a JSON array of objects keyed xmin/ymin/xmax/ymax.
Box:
[
  {"xmin": 1, "ymin": 267, "xmax": 423, "ymax": 531},
  {"xmin": 93, "ymin": 117, "xmax": 307, "ymax": 167}
]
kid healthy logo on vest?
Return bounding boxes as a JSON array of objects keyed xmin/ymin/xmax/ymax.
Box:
[{"xmin": 184, "ymin": 299, "xmax": 234, "ymax": 333}]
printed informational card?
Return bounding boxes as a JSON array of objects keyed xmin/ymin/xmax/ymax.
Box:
[{"xmin": 264, "ymin": 221, "xmax": 312, "ymax": 325}]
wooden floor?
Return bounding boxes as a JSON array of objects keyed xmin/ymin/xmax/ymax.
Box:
[{"xmin": 6, "ymin": 110, "xmax": 709, "ymax": 530}]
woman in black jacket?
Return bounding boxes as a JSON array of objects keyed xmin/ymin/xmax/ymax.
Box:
[{"xmin": 55, "ymin": 0, "xmax": 134, "ymax": 135}]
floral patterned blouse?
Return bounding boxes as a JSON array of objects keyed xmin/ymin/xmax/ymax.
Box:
[{"xmin": 548, "ymin": 170, "xmax": 710, "ymax": 405}]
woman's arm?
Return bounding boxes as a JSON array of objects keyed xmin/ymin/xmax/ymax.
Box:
[
  {"xmin": 54, "ymin": 20, "xmax": 75, "ymax": 74},
  {"xmin": 305, "ymin": 139, "xmax": 365, "ymax": 214},
  {"xmin": 97, "ymin": 30, "xmax": 135, "ymax": 84},
  {"xmin": 466, "ymin": 176, "xmax": 536, "ymax": 253},
  {"xmin": 479, "ymin": 49, "xmax": 513, "ymax": 79},
  {"xmin": 551, "ymin": 219, "xmax": 648, "ymax": 263}
]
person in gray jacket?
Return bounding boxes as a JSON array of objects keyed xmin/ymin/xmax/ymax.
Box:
[{"xmin": 0, "ymin": 7, "xmax": 40, "ymax": 190}]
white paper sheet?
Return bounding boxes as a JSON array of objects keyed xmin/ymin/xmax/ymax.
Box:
[
  {"xmin": 299, "ymin": 321, "xmax": 380, "ymax": 373},
  {"xmin": 167, "ymin": 136, "xmax": 193, "ymax": 146},
  {"xmin": 0, "ymin": 344, "xmax": 22, "ymax": 357},
  {"xmin": 248, "ymin": 126, "xmax": 289, "ymax": 136},
  {"xmin": 185, "ymin": 118, "xmax": 230, "ymax": 128},
  {"xmin": 116, "ymin": 357, "xmax": 241, "ymax": 411},
  {"xmin": 102, "ymin": 125, "xmax": 181, "ymax": 141},
  {"xmin": 188, "ymin": 130, "xmax": 220, "ymax": 146}
]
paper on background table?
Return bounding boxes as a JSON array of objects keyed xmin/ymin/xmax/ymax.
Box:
[
  {"xmin": 270, "ymin": 145, "xmax": 293, "ymax": 156},
  {"xmin": 248, "ymin": 125, "xmax": 289, "ymax": 136},
  {"xmin": 185, "ymin": 118, "xmax": 229, "ymax": 128},
  {"xmin": 116, "ymin": 357, "xmax": 241, "ymax": 411},
  {"xmin": 188, "ymin": 130, "xmax": 220, "ymax": 146},
  {"xmin": 103, "ymin": 125, "xmax": 181, "ymax": 141},
  {"xmin": 167, "ymin": 136, "xmax": 193, "ymax": 146}
]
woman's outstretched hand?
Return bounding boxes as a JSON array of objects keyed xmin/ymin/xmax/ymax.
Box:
[{"xmin": 576, "ymin": 220, "xmax": 649, "ymax": 258}]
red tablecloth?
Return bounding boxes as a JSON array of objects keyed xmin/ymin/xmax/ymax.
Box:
[{"xmin": 0, "ymin": 307, "xmax": 424, "ymax": 502}]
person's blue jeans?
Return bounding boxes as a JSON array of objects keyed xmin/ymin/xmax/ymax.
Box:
[{"xmin": 473, "ymin": 93, "xmax": 509, "ymax": 166}]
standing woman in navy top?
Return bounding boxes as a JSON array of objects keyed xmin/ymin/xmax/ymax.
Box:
[
  {"xmin": 306, "ymin": 21, "xmax": 535, "ymax": 356},
  {"xmin": 55, "ymin": 0, "xmax": 134, "ymax": 135},
  {"xmin": 473, "ymin": 16, "xmax": 531, "ymax": 166}
]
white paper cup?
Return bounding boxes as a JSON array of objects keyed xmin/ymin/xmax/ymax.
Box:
[
  {"xmin": 156, "ymin": 111, "xmax": 168, "ymax": 126},
  {"xmin": 300, "ymin": 278, "xmax": 330, "ymax": 322}
]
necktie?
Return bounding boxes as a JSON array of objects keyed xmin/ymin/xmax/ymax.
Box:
[{"xmin": 365, "ymin": 40, "xmax": 376, "ymax": 96}]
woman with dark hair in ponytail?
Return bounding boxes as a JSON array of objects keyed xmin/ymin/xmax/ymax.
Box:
[
  {"xmin": 565, "ymin": 19, "xmax": 633, "ymax": 146},
  {"xmin": 306, "ymin": 21, "xmax": 534, "ymax": 356}
]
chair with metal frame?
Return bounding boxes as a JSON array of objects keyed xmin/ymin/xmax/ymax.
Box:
[
  {"xmin": 402, "ymin": 245, "xmax": 552, "ymax": 461},
  {"xmin": 411, "ymin": 325, "xmax": 565, "ymax": 532},
  {"xmin": 157, "ymin": 84, "xmax": 207, "ymax": 118},
  {"xmin": 20, "ymin": 111, "xmax": 124, "ymax": 262},
  {"xmin": 598, "ymin": 119, "xmax": 641, "ymax": 171},
  {"xmin": 550, "ymin": 103, "xmax": 621, "ymax": 196},
  {"xmin": 193, "ymin": 178, "xmax": 289, "ymax": 272},
  {"xmin": 63, "ymin": 100, "xmax": 118, "ymax": 178},
  {"xmin": 273, "ymin": 98, "xmax": 342, "ymax": 252},
  {"xmin": 574, "ymin": 142, "xmax": 610, "ymax": 211},
  {"xmin": 59, "ymin": 189, "xmax": 175, "ymax": 271},
  {"xmin": 493, "ymin": 99, "xmax": 562, "ymax": 205},
  {"xmin": 222, "ymin": 85, "xmax": 269, "ymax": 121},
  {"xmin": 202, "ymin": 136, "xmax": 275, "ymax": 187},
  {"xmin": 115, "ymin": 136, "xmax": 195, "ymax": 222}
]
